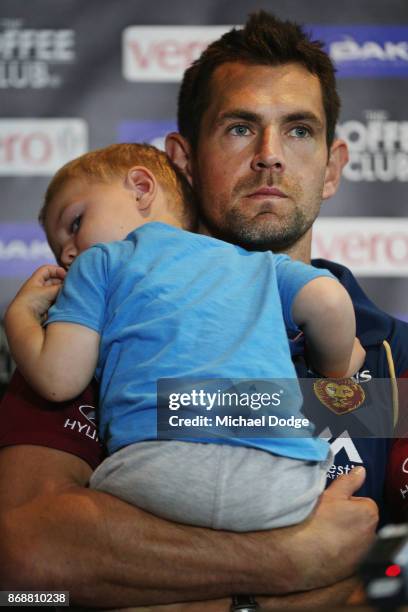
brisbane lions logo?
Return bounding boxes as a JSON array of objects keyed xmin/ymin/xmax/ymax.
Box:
[{"xmin": 313, "ymin": 379, "xmax": 365, "ymax": 415}]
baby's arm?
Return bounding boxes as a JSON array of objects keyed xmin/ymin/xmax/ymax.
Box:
[
  {"xmin": 291, "ymin": 277, "xmax": 365, "ymax": 378},
  {"xmin": 4, "ymin": 265, "xmax": 99, "ymax": 402}
]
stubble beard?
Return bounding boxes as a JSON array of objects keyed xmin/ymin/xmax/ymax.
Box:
[{"xmin": 198, "ymin": 183, "xmax": 323, "ymax": 253}]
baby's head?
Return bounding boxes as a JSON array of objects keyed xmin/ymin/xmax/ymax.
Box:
[{"xmin": 40, "ymin": 143, "xmax": 196, "ymax": 267}]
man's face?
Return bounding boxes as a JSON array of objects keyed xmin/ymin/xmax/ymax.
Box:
[{"xmin": 189, "ymin": 62, "xmax": 335, "ymax": 256}]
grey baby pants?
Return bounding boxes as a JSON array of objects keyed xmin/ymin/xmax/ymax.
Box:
[{"xmin": 90, "ymin": 441, "xmax": 331, "ymax": 531}]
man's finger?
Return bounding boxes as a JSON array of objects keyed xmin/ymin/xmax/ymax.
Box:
[{"xmin": 323, "ymin": 466, "xmax": 366, "ymax": 500}]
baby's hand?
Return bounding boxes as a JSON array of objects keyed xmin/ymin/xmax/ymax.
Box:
[{"xmin": 7, "ymin": 265, "xmax": 66, "ymax": 323}]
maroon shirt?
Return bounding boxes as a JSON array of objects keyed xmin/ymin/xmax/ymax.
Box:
[{"xmin": 0, "ymin": 370, "xmax": 104, "ymax": 469}]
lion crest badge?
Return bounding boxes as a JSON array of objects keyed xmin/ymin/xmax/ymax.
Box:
[{"xmin": 313, "ymin": 378, "xmax": 365, "ymax": 415}]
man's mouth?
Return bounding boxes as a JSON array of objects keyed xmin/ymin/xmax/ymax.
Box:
[{"xmin": 246, "ymin": 187, "xmax": 287, "ymax": 198}]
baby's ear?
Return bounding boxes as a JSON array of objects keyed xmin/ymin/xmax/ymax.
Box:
[{"xmin": 126, "ymin": 166, "xmax": 156, "ymax": 210}]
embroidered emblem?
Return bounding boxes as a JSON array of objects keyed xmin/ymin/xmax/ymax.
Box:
[
  {"xmin": 78, "ymin": 404, "xmax": 96, "ymax": 424},
  {"xmin": 313, "ymin": 379, "xmax": 365, "ymax": 415}
]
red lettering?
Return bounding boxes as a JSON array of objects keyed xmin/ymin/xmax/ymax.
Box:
[
  {"xmin": 315, "ymin": 226, "xmax": 408, "ymax": 271},
  {"xmin": 156, "ymin": 41, "xmax": 184, "ymax": 71},
  {"xmin": 340, "ymin": 233, "xmax": 367, "ymax": 263},
  {"xmin": 128, "ymin": 39, "xmax": 215, "ymax": 73},
  {"xmin": 184, "ymin": 40, "xmax": 211, "ymax": 66},
  {"xmin": 385, "ymin": 234, "xmax": 408, "ymax": 263},
  {"xmin": 2, "ymin": 133, "xmax": 20, "ymax": 162},
  {"xmin": 367, "ymin": 233, "xmax": 381, "ymax": 262},
  {"xmin": 312, "ymin": 233, "xmax": 335, "ymax": 260},
  {"xmin": 21, "ymin": 132, "xmax": 52, "ymax": 164},
  {"xmin": 128, "ymin": 41, "xmax": 151, "ymax": 68}
]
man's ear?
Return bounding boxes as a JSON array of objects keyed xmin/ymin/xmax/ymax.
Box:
[
  {"xmin": 165, "ymin": 132, "xmax": 194, "ymax": 186},
  {"xmin": 126, "ymin": 166, "xmax": 156, "ymax": 211},
  {"xmin": 322, "ymin": 139, "xmax": 349, "ymax": 201}
]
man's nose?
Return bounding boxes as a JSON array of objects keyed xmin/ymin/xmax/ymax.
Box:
[{"xmin": 251, "ymin": 128, "xmax": 285, "ymax": 173}]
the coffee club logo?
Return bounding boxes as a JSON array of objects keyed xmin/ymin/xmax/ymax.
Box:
[
  {"xmin": 336, "ymin": 110, "xmax": 408, "ymax": 182},
  {"xmin": 0, "ymin": 18, "xmax": 75, "ymax": 88}
]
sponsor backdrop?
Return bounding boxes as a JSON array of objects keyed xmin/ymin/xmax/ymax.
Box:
[{"xmin": 0, "ymin": 0, "xmax": 408, "ymax": 380}]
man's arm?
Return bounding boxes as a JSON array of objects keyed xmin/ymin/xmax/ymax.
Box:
[{"xmin": 0, "ymin": 444, "xmax": 378, "ymax": 608}]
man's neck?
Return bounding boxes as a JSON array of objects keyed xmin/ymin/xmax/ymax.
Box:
[
  {"xmin": 278, "ymin": 229, "xmax": 312, "ymax": 264},
  {"xmin": 197, "ymin": 219, "xmax": 313, "ymax": 264}
]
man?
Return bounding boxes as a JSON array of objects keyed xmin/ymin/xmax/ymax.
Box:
[{"xmin": 0, "ymin": 10, "xmax": 403, "ymax": 610}]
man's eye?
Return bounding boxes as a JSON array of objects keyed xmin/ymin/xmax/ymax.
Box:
[
  {"xmin": 70, "ymin": 215, "xmax": 81, "ymax": 234},
  {"xmin": 289, "ymin": 126, "xmax": 311, "ymax": 138},
  {"xmin": 229, "ymin": 124, "xmax": 251, "ymax": 137}
]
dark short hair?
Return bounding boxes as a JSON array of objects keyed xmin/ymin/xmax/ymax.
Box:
[{"xmin": 178, "ymin": 11, "xmax": 340, "ymax": 150}]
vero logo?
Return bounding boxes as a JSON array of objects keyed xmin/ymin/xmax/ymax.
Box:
[{"xmin": 122, "ymin": 26, "xmax": 232, "ymax": 82}]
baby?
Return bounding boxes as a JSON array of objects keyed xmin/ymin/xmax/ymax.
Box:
[{"xmin": 5, "ymin": 143, "xmax": 364, "ymax": 531}]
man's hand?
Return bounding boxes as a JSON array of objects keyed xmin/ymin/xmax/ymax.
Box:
[
  {"xmin": 0, "ymin": 444, "xmax": 378, "ymax": 608},
  {"xmin": 96, "ymin": 578, "xmax": 362, "ymax": 610},
  {"xmin": 289, "ymin": 466, "xmax": 378, "ymax": 591},
  {"xmin": 5, "ymin": 264, "xmax": 66, "ymax": 325}
]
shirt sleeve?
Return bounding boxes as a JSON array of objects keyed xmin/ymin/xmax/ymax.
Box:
[
  {"xmin": 47, "ymin": 246, "xmax": 109, "ymax": 334},
  {"xmin": 274, "ymin": 254, "xmax": 336, "ymax": 332},
  {"xmin": 0, "ymin": 369, "xmax": 104, "ymax": 470}
]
